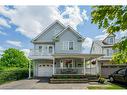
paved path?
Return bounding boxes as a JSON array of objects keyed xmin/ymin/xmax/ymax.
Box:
[{"xmin": 0, "ymin": 79, "xmax": 89, "ymax": 89}]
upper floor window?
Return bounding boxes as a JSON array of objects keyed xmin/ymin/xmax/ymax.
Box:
[
  {"xmin": 39, "ymin": 46, "xmax": 42, "ymax": 52},
  {"xmin": 63, "ymin": 41, "xmax": 68, "ymax": 50},
  {"xmin": 106, "ymin": 48, "xmax": 113, "ymax": 56},
  {"xmin": 49, "ymin": 46, "xmax": 53, "ymax": 53},
  {"xmin": 63, "ymin": 41, "xmax": 74, "ymax": 50},
  {"xmin": 69, "ymin": 41, "xmax": 74, "ymax": 50},
  {"xmin": 106, "ymin": 49, "xmax": 109, "ymax": 56},
  {"xmin": 109, "ymin": 38, "xmax": 113, "ymax": 44}
]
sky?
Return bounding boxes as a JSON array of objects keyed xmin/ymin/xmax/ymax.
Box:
[{"xmin": 0, "ymin": 5, "xmax": 127, "ymax": 56}]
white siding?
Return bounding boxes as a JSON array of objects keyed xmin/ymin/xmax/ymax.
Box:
[
  {"xmin": 91, "ymin": 43, "xmax": 102, "ymax": 54},
  {"xmin": 34, "ymin": 44, "xmax": 54, "ymax": 55},
  {"xmin": 55, "ymin": 29, "xmax": 82, "ymax": 53},
  {"xmin": 103, "ymin": 47, "xmax": 114, "ymax": 56},
  {"xmin": 35, "ymin": 23, "xmax": 64, "ymax": 42}
]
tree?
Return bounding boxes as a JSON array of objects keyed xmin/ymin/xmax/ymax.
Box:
[
  {"xmin": 112, "ymin": 37, "xmax": 127, "ymax": 64},
  {"xmin": 91, "ymin": 6, "xmax": 127, "ymax": 33},
  {"xmin": 0, "ymin": 48, "xmax": 29, "ymax": 68},
  {"xmin": 91, "ymin": 6, "xmax": 127, "ymax": 64}
]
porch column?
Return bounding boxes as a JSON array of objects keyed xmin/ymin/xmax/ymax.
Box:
[
  {"xmin": 53, "ymin": 58, "xmax": 55, "ymax": 75},
  {"xmin": 83, "ymin": 58, "xmax": 86, "ymax": 75},
  {"xmin": 96, "ymin": 58, "xmax": 99, "ymax": 74},
  {"xmin": 28, "ymin": 60, "xmax": 31, "ymax": 79},
  {"xmin": 32, "ymin": 60, "xmax": 35, "ymax": 77}
]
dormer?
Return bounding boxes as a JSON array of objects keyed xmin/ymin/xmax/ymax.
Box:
[{"xmin": 102, "ymin": 34, "xmax": 116, "ymax": 45}]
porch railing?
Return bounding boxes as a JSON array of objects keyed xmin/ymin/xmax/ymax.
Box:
[
  {"xmin": 29, "ymin": 49, "xmax": 53, "ymax": 56},
  {"xmin": 54, "ymin": 67, "xmax": 84, "ymax": 75}
]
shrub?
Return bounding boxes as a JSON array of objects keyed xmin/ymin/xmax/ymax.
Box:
[
  {"xmin": 0, "ymin": 68, "xmax": 29, "ymax": 84},
  {"xmin": 98, "ymin": 77, "xmax": 106, "ymax": 84}
]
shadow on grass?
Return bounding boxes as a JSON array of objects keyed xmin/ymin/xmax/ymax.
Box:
[
  {"xmin": 87, "ymin": 82, "xmax": 127, "ymax": 89},
  {"xmin": 111, "ymin": 82, "xmax": 127, "ymax": 89}
]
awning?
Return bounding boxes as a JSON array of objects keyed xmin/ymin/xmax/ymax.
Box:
[{"xmin": 52, "ymin": 53, "xmax": 104, "ymax": 60}]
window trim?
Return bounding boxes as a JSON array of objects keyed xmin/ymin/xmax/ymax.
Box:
[
  {"xmin": 109, "ymin": 37, "xmax": 113, "ymax": 44},
  {"xmin": 38, "ymin": 45, "xmax": 43, "ymax": 53},
  {"xmin": 62, "ymin": 41, "xmax": 74, "ymax": 50},
  {"xmin": 68, "ymin": 41, "xmax": 74, "ymax": 50},
  {"xmin": 106, "ymin": 48, "xmax": 110, "ymax": 56},
  {"xmin": 47, "ymin": 45, "xmax": 54, "ymax": 54}
]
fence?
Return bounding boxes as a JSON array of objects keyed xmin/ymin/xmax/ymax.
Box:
[{"xmin": 101, "ymin": 64, "xmax": 127, "ymax": 78}]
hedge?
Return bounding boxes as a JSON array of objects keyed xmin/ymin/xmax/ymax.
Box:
[{"xmin": 0, "ymin": 68, "xmax": 29, "ymax": 84}]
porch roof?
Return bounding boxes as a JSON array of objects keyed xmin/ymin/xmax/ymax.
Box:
[{"xmin": 52, "ymin": 53, "xmax": 104, "ymax": 60}]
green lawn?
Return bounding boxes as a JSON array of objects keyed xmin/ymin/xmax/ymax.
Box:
[{"xmin": 87, "ymin": 83, "xmax": 126, "ymax": 89}]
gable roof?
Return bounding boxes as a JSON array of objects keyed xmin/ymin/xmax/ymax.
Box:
[
  {"xmin": 53, "ymin": 25, "xmax": 85, "ymax": 40},
  {"xmin": 31, "ymin": 20, "xmax": 66, "ymax": 42},
  {"xmin": 90, "ymin": 40, "xmax": 102, "ymax": 54},
  {"xmin": 102, "ymin": 33, "xmax": 116, "ymax": 42}
]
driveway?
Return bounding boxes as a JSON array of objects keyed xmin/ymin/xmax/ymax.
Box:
[{"xmin": 0, "ymin": 78, "xmax": 89, "ymax": 89}]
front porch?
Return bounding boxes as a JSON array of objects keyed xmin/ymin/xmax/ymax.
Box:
[
  {"xmin": 29, "ymin": 53, "xmax": 103, "ymax": 79},
  {"xmin": 52, "ymin": 53, "xmax": 103, "ymax": 75},
  {"xmin": 54, "ymin": 58, "xmax": 84, "ymax": 75}
]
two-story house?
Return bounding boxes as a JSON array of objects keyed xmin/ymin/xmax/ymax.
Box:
[
  {"xmin": 90, "ymin": 34, "xmax": 117, "ymax": 65},
  {"xmin": 29, "ymin": 20, "xmax": 103, "ymax": 78}
]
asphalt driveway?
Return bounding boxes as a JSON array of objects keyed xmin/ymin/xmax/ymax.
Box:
[{"xmin": 0, "ymin": 78, "xmax": 89, "ymax": 89}]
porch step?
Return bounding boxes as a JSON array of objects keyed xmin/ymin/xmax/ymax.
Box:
[
  {"xmin": 50, "ymin": 75, "xmax": 99, "ymax": 83},
  {"xmin": 50, "ymin": 78, "xmax": 88, "ymax": 83}
]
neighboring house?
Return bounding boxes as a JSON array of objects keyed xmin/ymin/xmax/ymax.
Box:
[
  {"xmin": 29, "ymin": 20, "xmax": 102, "ymax": 77},
  {"xmin": 90, "ymin": 34, "xmax": 117, "ymax": 65}
]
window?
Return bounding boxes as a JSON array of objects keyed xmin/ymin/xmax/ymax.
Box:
[
  {"xmin": 107, "ymin": 49, "xmax": 109, "ymax": 56},
  {"xmin": 63, "ymin": 41, "xmax": 68, "ymax": 50},
  {"xmin": 118, "ymin": 69, "xmax": 126, "ymax": 75},
  {"xmin": 109, "ymin": 38, "xmax": 113, "ymax": 44},
  {"xmin": 39, "ymin": 46, "xmax": 42, "ymax": 52},
  {"xmin": 49, "ymin": 46, "xmax": 53, "ymax": 53},
  {"xmin": 69, "ymin": 41, "xmax": 74, "ymax": 50},
  {"xmin": 63, "ymin": 41, "xmax": 74, "ymax": 50},
  {"xmin": 43, "ymin": 65, "xmax": 45, "ymax": 67},
  {"xmin": 106, "ymin": 48, "xmax": 113, "ymax": 56},
  {"xmin": 109, "ymin": 49, "xmax": 113, "ymax": 56},
  {"xmin": 39, "ymin": 65, "xmax": 42, "ymax": 67}
]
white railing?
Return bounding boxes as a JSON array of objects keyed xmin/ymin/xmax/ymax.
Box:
[
  {"xmin": 54, "ymin": 67, "xmax": 84, "ymax": 75},
  {"xmin": 29, "ymin": 49, "xmax": 54, "ymax": 59},
  {"xmin": 29, "ymin": 49, "xmax": 53, "ymax": 56},
  {"xmin": 101, "ymin": 56, "xmax": 112, "ymax": 59}
]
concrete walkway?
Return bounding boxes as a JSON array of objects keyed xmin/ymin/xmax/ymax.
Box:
[{"xmin": 0, "ymin": 79, "xmax": 90, "ymax": 89}]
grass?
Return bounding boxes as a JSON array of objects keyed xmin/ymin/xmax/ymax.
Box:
[{"xmin": 87, "ymin": 83, "xmax": 126, "ymax": 89}]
